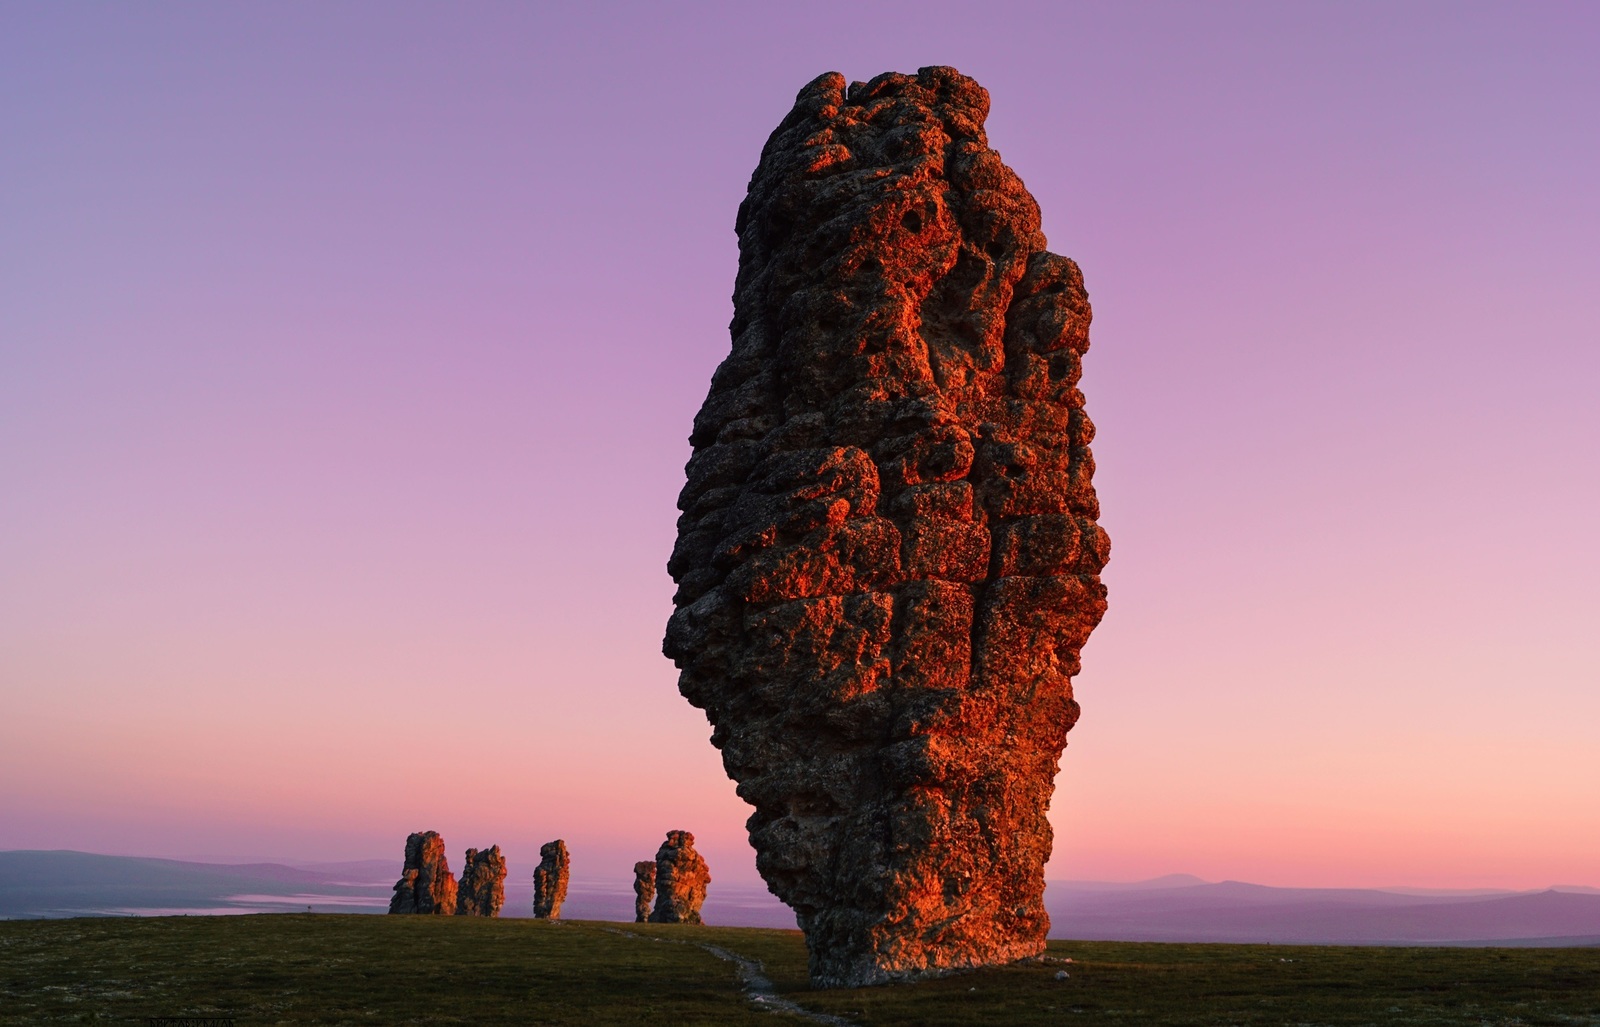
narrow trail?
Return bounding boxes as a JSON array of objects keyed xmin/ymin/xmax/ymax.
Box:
[{"xmin": 592, "ymin": 925, "xmax": 856, "ymax": 1026}]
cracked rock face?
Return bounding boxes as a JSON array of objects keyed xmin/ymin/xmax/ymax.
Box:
[
  {"xmin": 662, "ymin": 66, "xmax": 1108, "ymax": 987},
  {"xmin": 388, "ymin": 831, "xmax": 458, "ymax": 915},
  {"xmin": 648, "ymin": 830, "xmax": 710, "ymax": 924},
  {"xmin": 455, "ymin": 845, "xmax": 506, "ymax": 917},
  {"xmin": 633, "ymin": 860, "xmax": 657, "ymax": 923},
  {"xmin": 532, "ymin": 839, "xmax": 569, "ymax": 919}
]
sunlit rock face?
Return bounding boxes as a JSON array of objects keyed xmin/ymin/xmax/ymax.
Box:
[
  {"xmin": 663, "ymin": 66, "xmax": 1108, "ymax": 987},
  {"xmin": 532, "ymin": 839, "xmax": 569, "ymax": 919},
  {"xmin": 648, "ymin": 830, "xmax": 710, "ymax": 924},
  {"xmin": 455, "ymin": 845, "xmax": 506, "ymax": 917},
  {"xmin": 388, "ymin": 831, "xmax": 458, "ymax": 915},
  {"xmin": 632, "ymin": 860, "xmax": 657, "ymax": 923}
]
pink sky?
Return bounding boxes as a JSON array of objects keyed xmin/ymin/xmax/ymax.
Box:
[{"xmin": 2, "ymin": 2, "xmax": 1596, "ymax": 892}]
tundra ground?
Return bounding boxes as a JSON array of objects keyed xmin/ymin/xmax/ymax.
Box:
[{"xmin": 1, "ymin": 914, "xmax": 1596, "ymax": 1025}]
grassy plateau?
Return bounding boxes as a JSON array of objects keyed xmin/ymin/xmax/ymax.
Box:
[{"xmin": 1, "ymin": 914, "xmax": 1596, "ymax": 1025}]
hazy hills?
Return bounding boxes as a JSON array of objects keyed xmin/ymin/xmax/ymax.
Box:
[
  {"xmin": 1047, "ymin": 876, "xmax": 1600, "ymax": 945},
  {"xmin": 2, "ymin": 851, "xmax": 1596, "ymax": 945},
  {"xmin": 0, "ymin": 850, "xmax": 395, "ymax": 917}
]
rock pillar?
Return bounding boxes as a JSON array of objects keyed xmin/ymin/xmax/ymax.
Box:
[
  {"xmin": 388, "ymin": 831, "xmax": 457, "ymax": 915},
  {"xmin": 662, "ymin": 67, "xmax": 1109, "ymax": 986},
  {"xmin": 648, "ymin": 830, "xmax": 710, "ymax": 924},
  {"xmin": 632, "ymin": 860, "xmax": 657, "ymax": 923},
  {"xmin": 533, "ymin": 839, "xmax": 569, "ymax": 919},
  {"xmin": 456, "ymin": 845, "xmax": 507, "ymax": 917}
]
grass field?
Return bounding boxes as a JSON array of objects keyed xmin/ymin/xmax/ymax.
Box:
[{"xmin": 1, "ymin": 914, "xmax": 1596, "ymax": 1025}]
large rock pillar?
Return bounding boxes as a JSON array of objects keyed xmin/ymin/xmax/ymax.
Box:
[
  {"xmin": 456, "ymin": 845, "xmax": 506, "ymax": 917},
  {"xmin": 388, "ymin": 831, "xmax": 458, "ymax": 915},
  {"xmin": 648, "ymin": 830, "xmax": 710, "ymax": 924},
  {"xmin": 532, "ymin": 839, "xmax": 569, "ymax": 919},
  {"xmin": 663, "ymin": 66, "xmax": 1108, "ymax": 987}
]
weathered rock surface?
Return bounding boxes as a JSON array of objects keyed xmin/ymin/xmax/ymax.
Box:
[
  {"xmin": 532, "ymin": 839, "xmax": 569, "ymax": 919},
  {"xmin": 648, "ymin": 830, "xmax": 710, "ymax": 924},
  {"xmin": 455, "ymin": 845, "xmax": 506, "ymax": 917},
  {"xmin": 662, "ymin": 66, "xmax": 1109, "ymax": 987},
  {"xmin": 633, "ymin": 860, "xmax": 657, "ymax": 923},
  {"xmin": 388, "ymin": 831, "xmax": 458, "ymax": 915}
]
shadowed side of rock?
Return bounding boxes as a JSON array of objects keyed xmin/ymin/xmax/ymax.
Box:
[
  {"xmin": 633, "ymin": 860, "xmax": 657, "ymax": 923},
  {"xmin": 455, "ymin": 845, "xmax": 507, "ymax": 917},
  {"xmin": 532, "ymin": 840, "xmax": 569, "ymax": 919},
  {"xmin": 662, "ymin": 66, "xmax": 1109, "ymax": 986},
  {"xmin": 649, "ymin": 830, "xmax": 711, "ymax": 924},
  {"xmin": 388, "ymin": 831, "xmax": 458, "ymax": 915}
]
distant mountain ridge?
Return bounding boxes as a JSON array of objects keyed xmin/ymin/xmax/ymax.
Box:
[
  {"xmin": 0, "ymin": 850, "xmax": 393, "ymax": 918},
  {"xmin": 2, "ymin": 852, "xmax": 1596, "ymax": 945},
  {"xmin": 1046, "ymin": 876, "xmax": 1600, "ymax": 946}
]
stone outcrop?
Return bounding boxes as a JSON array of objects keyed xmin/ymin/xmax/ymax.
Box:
[
  {"xmin": 532, "ymin": 839, "xmax": 569, "ymax": 919},
  {"xmin": 633, "ymin": 860, "xmax": 657, "ymax": 923},
  {"xmin": 388, "ymin": 831, "xmax": 458, "ymax": 915},
  {"xmin": 648, "ymin": 830, "xmax": 710, "ymax": 924},
  {"xmin": 662, "ymin": 67, "xmax": 1109, "ymax": 987},
  {"xmin": 455, "ymin": 845, "xmax": 506, "ymax": 917}
]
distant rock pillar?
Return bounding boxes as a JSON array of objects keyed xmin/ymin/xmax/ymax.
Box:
[
  {"xmin": 455, "ymin": 845, "xmax": 507, "ymax": 917},
  {"xmin": 648, "ymin": 830, "xmax": 710, "ymax": 924},
  {"xmin": 388, "ymin": 831, "xmax": 458, "ymax": 915},
  {"xmin": 533, "ymin": 839, "xmax": 570, "ymax": 919},
  {"xmin": 632, "ymin": 860, "xmax": 657, "ymax": 923}
]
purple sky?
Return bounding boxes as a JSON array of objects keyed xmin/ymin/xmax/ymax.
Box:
[{"xmin": 2, "ymin": 1, "xmax": 1597, "ymax": 891}]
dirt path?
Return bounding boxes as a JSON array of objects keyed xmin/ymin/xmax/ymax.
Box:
[{"xmin": 593, "ymin": 925, "xmax": 855, "ymax": 1025}]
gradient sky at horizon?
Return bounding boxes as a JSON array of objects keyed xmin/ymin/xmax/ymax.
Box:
[{"xmin": 3, "ymin": 1, "xmax": 1597, "ymax": 892}]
